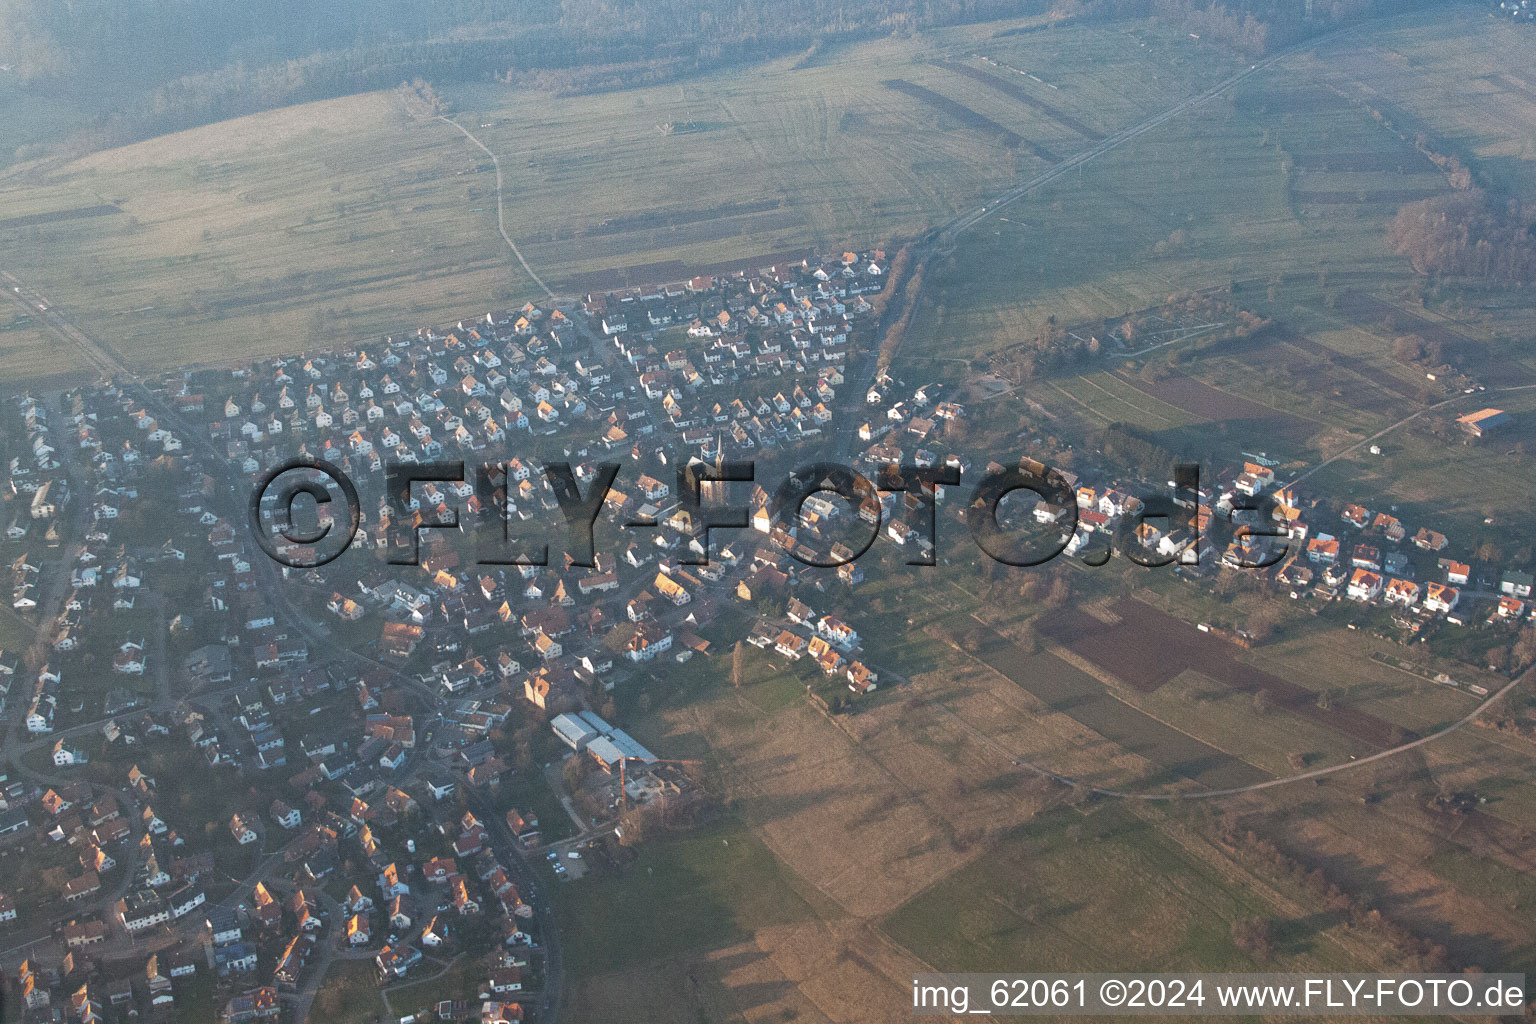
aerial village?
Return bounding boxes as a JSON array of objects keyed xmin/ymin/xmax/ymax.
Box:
[{"xmin": 0, "ymin": 247, "xmax": 1531, "ymax": 1023}]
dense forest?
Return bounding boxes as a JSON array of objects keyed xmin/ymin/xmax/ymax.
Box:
[{"xmin": 0, "ymin": 0, "xmax": 1424, "ymax": 157}]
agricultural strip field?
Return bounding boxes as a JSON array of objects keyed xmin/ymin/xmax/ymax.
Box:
[
  {"xmin": 1038, "ymin": 599, "xmax": 1407, "ymax": 750},
  {"xmin": 882, "ymin": 802, "xmax": 1381, "ymax": 978},
  {"xmin": 1215, "ymin": 323, "xmax": 1389, "ymax": 401},
  {"xmin": 1272, "ymin": 328, "xmax": 1424, "ymax": 406},
  {"xmin": 1050, "ymin": 371, "xmax": 1197, "ymax": 430},
  {"xmin": 0, "ymin": 203, "xmax": 122, "ymax": 231},
  {"xmin": 937, "ymin": 60, "xmax": 1107, "ymax": 140},
  {"xmin": 974, "ymin": 22, "xmax": 1251, "ymax": 135},
  {"xmin": 1107, "ymin": 369, "xmax": 1320, "ymax": 441},
  {"xmin": 949, "ymin": 616, "xmax": 1268, "ymax": 791},
  {"xmin": 555, "ymin": 246, "xmax": 820, "ymax": 296},
  {"xmin": 1304, "ymin": 11, "xmax": 1536, "ymax": 197},
  {"xmin": 1334, "ymin": 290, "xmax": 1536, "ymax": 386},
  {"xmin": 882, "ymin": 79, "xmax": 1044, "ymax": 158},
  {"xmin": 1289, "ymin": 187, "xmax": 1443, "ymax": 204},
  {"xmin": 895, "ymin": 73, "xmax": 1412, "ymax": 373}
]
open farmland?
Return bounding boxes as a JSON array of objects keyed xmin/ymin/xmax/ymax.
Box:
[
  {"xmin": 0, "ymin": 16, "xmax": 1251, "ymax": 380},
  {"xmin": 1335, "ymin": 290, "xmax": 1536, "ymax": 386},
  {"xmin": 890, "ymin": 24, "xmax": 1469, "ymax": 386},
  {"xmin": 0, "ymin": 320, "xmax": 87, "ymax": 382},
  {"xmin": 1038, "ymin": 599, "xmax": 1408, "ymax": 749},
  {"xmin": 882, "ymin": 79, "xmax": 1039, "ymax": 157},
  {"xmin": 0, "ymin": 90, "xmax": 520, "ymax": 373},
  {"xmin": 893, "ymin": 73, "xmax": 1399, "ymax": 374},
  {"xmin": 890, "ymin": 15, "xmax": 1536, "ymax": 540},
  {"xmin": 1108, "ymin": 368, "xmax": 1321, "ymax": 443},
  {"xmin": 973, "ymin": 20, "xmax": 1250, "ymax": 135},
  {"xmin": 1239, "ymin": 775, "xmax": 1536, "ymax": 975},
  {"xmin": 950, "ymin": 617, "xmax": 1267, "ymax": 791},
  {"xmin": 1304, "ymin": 11, "xmax": 1536, "ymax": 198},
  {"xmin": 882, "ymin": 803, "xmax": 1386, "ymax": 982},
  {"xmin": 1047, "ymin": 371, "xmax": 1197, "ymax": 430},
  {"xmin": 938, "ymin": 60, "xmax": 1107, "ymax": 141}
]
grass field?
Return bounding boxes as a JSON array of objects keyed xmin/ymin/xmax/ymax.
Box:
[
  {"xmin": 549, "ymin": 820, "xmax": 936, "ymax": 1024},
  {"xmin": 0, "ymin": 90, "xmax": 520, "ymax": 373},
  {"xmin": 0, "ymin": 322, "xmax": 85, "ymax": 382},
  {"xmin": 1307, "ymin": 10, "xmax": 1536, "ymax": 198},
  {"xmin": 551, "ymin": 822, "xmax": 831, "ymax": 975},
  {"xmin": 382, "ymin": 956, "xmax": 485, "ymax": 1020},
  {"xmin": 882, "ymin": 802, "xmax": 1376, "ymax": 975},
  {"xmin": 312, "ymin": 959, "xmax": 390, "ymax": 1024}
]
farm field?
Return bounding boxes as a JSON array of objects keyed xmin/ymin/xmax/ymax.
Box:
[
  {"xmin": 447, "ymin": 18, "xmax": 1249, "ymax": 292},
  {"xmin": 1046, "ymin": 371, "xmax": 1199, "ymax": 431},
  {"xmin": 0, "ymin": 89, "xmax": 519, "ymax": 373},
  {"xmin": 1038, "ymin": 598, "xmax": 1405, "ymax": 748},
  {"xmin": 0, "ymin": 321, "xmax": 88, "ymax": 382},
  {"xmin": 550, "ymin": 823, "xmax": 830, "ymax": 976},
  {"xmin": 0, "ymin": 15, "xmax": 1248, "ymax": 381},
  {"xmin": 571, "ymin": 560, "xmax": 1254, "ymax": 1016},
  {"xmin": 895, "ymin": 56, "xmax": 1433, "ymax": 371},
  {"xmin": 552, "ymin": 821, "xmax": 925, "ymax": 1024},
  {"xmin": 881, "ymin": 802, "xmax": 1383, "ymax": 980},
  {"xmin": 1107, "ymin": 368, "xmax": 1322, "ymax": 446},
  {"xmin": 1119, "ymin": 668, "xmax": 1360, "ymax": 779},
  {"xmin": 891, "ymin": 22, "xmax": 1536, "ymax": 534},
  {"xmin": 1252, "ymin": 779, "xmax": 1536, "ymax": 975},
  {"xmin": 1305, "ymin": 10, "xmax": 1536, "ymax": 198},
  {"xmin": 956, "ymin": 620, "xmax": 1268, "ymax": 791}
]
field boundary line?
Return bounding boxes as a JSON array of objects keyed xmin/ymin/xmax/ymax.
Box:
[
  {"xmin": 1042, "ymin": 643, "xmax": 1270, "ymax": 777},
  {"xmin": 1114, "ymin": 369, "xmax": 1327, "ymax": 427},
  {"xmin": 1044, "ymin": 379, "xmax": 1114, "ymax": 423},
  {"xmin": 1075, "ymin": 373, "xmax": 1185, "ymax": 427}
]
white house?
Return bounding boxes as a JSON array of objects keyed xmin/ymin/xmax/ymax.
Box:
[
  {"xmin": 52, "ymin": 739, "xmax": 88, "ymax": 767},
  {"xmin": 229, "ymin": 815, "xmax": 258, "ymax": 845}
]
